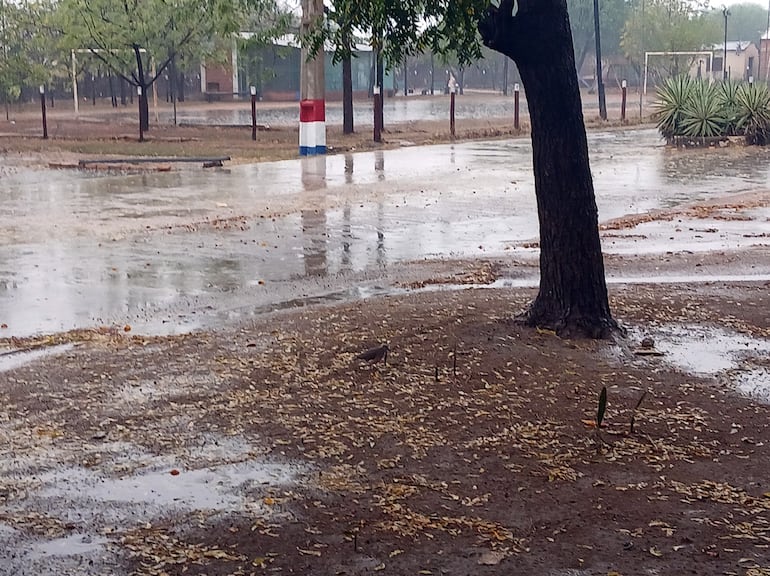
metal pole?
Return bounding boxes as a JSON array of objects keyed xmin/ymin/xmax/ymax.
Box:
[
  {"xmin": 760, "ymin": 2, "xmax": 769, "ymax": 81},
  {"xmin": 403, "ymin": 57, "xmax": 408, "ymax": 97},
  {"xmin": 593, "ymin": 0, "xmax": 607, "ymax": 120},
  {"xmin": 723, "ymin": 6, "xmax": 730, "ymax": 81},
  {"xmin": 39, "ymin": 85, "xmax": 48, "ymax": 139},
  {"xmin": 250, "ymin": 85, "xmax": 257, "ymax": 141},
  {"xmin": 639, "ymin": 0, "xmax": 644, "ymax": 119},
  {"xmin": 450, "ymin": 88, "xmax": 456, "ymax": 137}
]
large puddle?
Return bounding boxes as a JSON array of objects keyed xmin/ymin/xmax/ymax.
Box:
[
  {"xmin": 1, "ymin": 128, "xmax": 770, "ymax": 337},
  {"xmin": 628, "ymin": 324, "xmax": 770, "ymax": 403},
  {"xmin": 0, "ymin": 343, "xmax": 75, "ymax": 372},
  {"xmin": 0, "ymin": 446, "xmax": 308, "ymax": 575}
]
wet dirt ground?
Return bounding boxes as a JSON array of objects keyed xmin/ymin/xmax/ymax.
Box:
[{"xmin": 1, "ymin": 103, "xmax": 770, "ymax": 575}]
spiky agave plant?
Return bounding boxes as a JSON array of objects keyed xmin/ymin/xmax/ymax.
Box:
[
  {"xmin": 717, "ymin": 79, "xmax": 741, "ymax": 136},
  {"xmin": 680, "ymin": 80, "xmax": 726, "ymax": 138},
  {"xmin": 654, "ymin": 75, "xmax": 694, "ymax": 140},
  {"xmin": 735, "ymin": 83, "xmax": 770, "ymax": 145}
]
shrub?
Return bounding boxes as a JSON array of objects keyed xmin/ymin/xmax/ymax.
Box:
[
  {"xmin": 679, "ymin": 80, "xmax": 726, "ymax": 138},
  {"xmin": 735, "ymin": 83, "xmax": 770, "ymax": 145},
  {"xmin": 654, "ymin": 76, "xmax": 770, "ymax": 145},
  {"xmin": 716, "ymin": 80, "xmax": 741, "ymax": 135},
  {"xmin": 654, "ymin": 75, "xmax": 694, "ymax": 139}
]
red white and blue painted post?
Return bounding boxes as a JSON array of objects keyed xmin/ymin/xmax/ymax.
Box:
[
  {"xmin": 299, "ymin": 99, "xmax": 326, "ymax": 155},
  {"xmin": 299, "ymin": 0, "xmax": 326, "ymax": 156}
]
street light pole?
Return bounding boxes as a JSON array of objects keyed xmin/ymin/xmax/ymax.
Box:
[
  {"xmin": 593, "ymin": 0, "xmax": 607, "ymax": 120},
  {"xmin": 723, "ymin": 5, "xmax": 730, "ymax": 81},
  {"xmin": 757, "ymin": 0, "xmax": 770, "ymax": 81}
]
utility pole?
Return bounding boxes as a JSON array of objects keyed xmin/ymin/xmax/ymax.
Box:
[
  {"xmin": 762, "ymin": 0, "xmax": 770, "ymax": 83},
  {"xmin": 723, "ymin": 5, "xmax": 730, "ymax": 81},
  {"xmin": 299, "ymin": 0, "xmax": 326, "ymax": 155},
  {"xmin": 593, "ymin": 0, "xmax": 607, "ymax": 120},
  {"xmin": 639, "ymin": 0, "xmax": 645, "ymax": 119}
]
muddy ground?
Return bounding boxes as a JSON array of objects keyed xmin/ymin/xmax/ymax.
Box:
[{"xmin": 1, "ymin": 105, "xmax": 770, "ymax": 576}]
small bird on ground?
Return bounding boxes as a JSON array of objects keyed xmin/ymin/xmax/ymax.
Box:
[{"xmin": 356, "ymin": 344, "xmax": 389, "ymax": 365}]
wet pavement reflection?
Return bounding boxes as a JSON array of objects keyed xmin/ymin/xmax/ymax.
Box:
[{"xmin": 2, "ymin": 128, "xmax": 770, "ymax": 337}]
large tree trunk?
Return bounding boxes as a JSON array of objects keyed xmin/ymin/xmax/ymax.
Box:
[
  {"xmin": 479, "ymin": 0, "xmax": 617, "ymax": 338},
  {"xmin": 133, "ymin": 44, "xmax": 150, "ymax": 132}
]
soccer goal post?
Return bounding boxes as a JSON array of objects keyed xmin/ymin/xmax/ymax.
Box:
[{"xmin": 643, "ymin": 51, "xmax": 714, "ymax": 94}]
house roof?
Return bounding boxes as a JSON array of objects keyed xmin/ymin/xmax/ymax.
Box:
[
  {"xmin": 712, "ymin": 41, "xmax": 756, "ymax": 53},
  {"xmin": 240, "ymin": 32, "xmax": 371, "ymax": 53}
]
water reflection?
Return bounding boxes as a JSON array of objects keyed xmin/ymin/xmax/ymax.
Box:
[
  {"xmin": 301, "ymin": 156, "xmax": 328, "ymax": 276},
  {"xmin": 2, "ymin": 128, "xmax": 770, "ymax": 336},
  {"xmin": 123, "ymin": 95, "xmax": 533, "ymax": 128},
  {"xmin": 344, "ymin": 154, "xmax": 354, "ymax": 184},
  {"xmin": 374, "ymin": 150, "xmax": 385, "ymax": 181}
]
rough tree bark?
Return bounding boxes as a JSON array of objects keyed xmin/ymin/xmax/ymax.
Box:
[
  {"xmin": 133, "ymin": 44, "xmax": 149, "ymax": 132},
  {"xmin": 479, "ymin": 0, "xmax": 618, "ymax": 338}
]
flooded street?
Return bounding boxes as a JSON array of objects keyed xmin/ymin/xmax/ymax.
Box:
[
  {"xmin": 1, "ymin": 127, "xmax": 770, "ymax": 337},
  {"xmin": 2, "ymin": 120, "xmax": 770, "ymax": 576}
]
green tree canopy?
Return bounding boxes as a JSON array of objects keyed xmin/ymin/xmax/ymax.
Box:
[
  {"xmin": 621, "ymin": 0, "xmax": 720, "ymax": 78},
  {"xmin": 705, "ymin": 2, "xmax": 768, "ymax": 45},
  {"xmin": 56, "ymin": 0, "xmax": 289, "ymax": 129},
  {"xmin": 1, "ymin": 0, "xmax": 61, "ymax": 109}
]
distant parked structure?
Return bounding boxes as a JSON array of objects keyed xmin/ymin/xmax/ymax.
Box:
[
  {"xmin": 760, "ymin": 31, "xmax": 770, "ymax": 82},
  {"xmin": 711, "ymin": 41, "xmax": 758, "ymax": 81},
  {"xmin": 201, "ymin": 35, "xmax": 393, "ymax": 102}
]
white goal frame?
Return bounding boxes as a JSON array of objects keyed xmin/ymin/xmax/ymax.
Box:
[
  {"xmin": 71, "ymin": 48, "xmax": 157, "ymax": 118},
  {"xmin": 643, "ymin": 51, "xmax": 714, "ymax": 94}
]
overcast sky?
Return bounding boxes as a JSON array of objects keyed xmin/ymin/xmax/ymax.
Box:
[{"xmin": 727, "ymin": 0, "xmax": 769, "ymax": 7}]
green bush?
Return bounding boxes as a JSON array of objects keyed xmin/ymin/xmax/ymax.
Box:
[
  {"xmin": 654, "ymin": 76, "xmax": 770, "ymax": 145},
  {"xmin": 680, "ymin": 80, "xmax": 726, "ymax": 138},
  {"xmin": 735, "ymin": 83, "xmax": 770, "ymax": 145},
  {"xmin": 716, "ymin": 80, "xmax": 740, "ymax": 136},
  {"xmin": 654, "ymin": 76, "xmax": 694, "ymax": 139}
]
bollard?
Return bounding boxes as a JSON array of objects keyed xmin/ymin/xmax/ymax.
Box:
[
  {"xmin": 137, "ymin": 86, "xmax": 144, "ymax": 143},
  {"xmin": 250, "ymin": 85, "xmax": 257, "ymax": 141},
  {"xmin": 450, "ymin": 87, "xmax": 456, "ymax": 137},
  {"xmin": 373, "ymin": 85, "xmax": 382, "ymax": 143},
  {"xmin": 621, "ymin": 79, "xmax": 627, "ymax": 122},
  {"xmin": 39, "ymin": 85, "xmax": 48, "ymax": 140},
  {"xmin": 514, "ymin": 83, "xmax": 520, "ymax": 130}
]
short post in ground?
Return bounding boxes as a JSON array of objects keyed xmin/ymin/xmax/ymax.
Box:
[
  {"xmin": 39, "ymin": 85, "xmax": 48, "ymax": 140},
  {"xmin": 621, "ymin": 79, "xmax": 627, "ymax": 122},
  {"xmin": 449, "ymin": 85, "xmax": 456, "ymax": 137},
  {"xmin": 373, "ymin": 85, "xmax": 382, "ymax": 142},
  {"xmin": 250, "ymin": 85, "xmax": 257, "ymax": 141},
  {"xmin": 137, "ymin": 86, "xmax": 144, "ymax": 143},
  {"xmin": 514, "ymin": 82, "xmax": 520, "ymax": 130}
]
